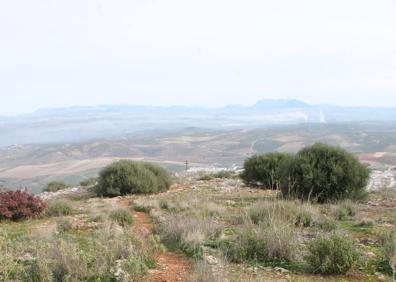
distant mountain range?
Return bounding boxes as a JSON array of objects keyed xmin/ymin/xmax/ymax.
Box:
[{"xmin": 1, "ymin": 99, "xmax": 396, "ymax": 147}]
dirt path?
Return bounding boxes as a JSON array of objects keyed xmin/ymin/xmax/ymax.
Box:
[{"xmin": 119, "ymin": 198, "xmax": 191, "ymax": 282}]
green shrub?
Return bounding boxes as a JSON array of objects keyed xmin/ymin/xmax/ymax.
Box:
[
  {"xmin": 46, "ymin": 200, "xmax": 74, "ymax": 217},
  {"xmin": 241, "ymin": 152, "xmax": 294, "ymax": 189},
  {"xmin": 282, "ymin": 143, "xmax": 370, "ymax": 203},
  {"xmin": 43, "ymin": 181, "xmax": 69, "ymax": 192},
  {"xmin": 141, "ymin": 162, "xmax": 172, "ymax": 192},
  {"xmin": 306, "ymin": 233, "xmax": 358, "ymax": 274},
  {"xmin": 109, "ymin": 209, "xmax": 134, "ymax": 227},
  {"xmin": 96, "ymin": 160, "xmax": 172, "ymax": 197},
  {"xmin": 79, "ymin": 177, "xmax": 98, "ymax": 187}
]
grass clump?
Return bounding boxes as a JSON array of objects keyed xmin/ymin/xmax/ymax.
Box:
[
  {"xmin": 79, "ymin": 177, "xmax": 98, "ymax": 187},
  {"xmin": 317, "ymin": 217, "xmax": 337, "ymax": 232},
  {"xmin": 222, "ymin": 221, "xmax": 298, "ymax": 263},
  {"xmin": 295, "ymin": 211, "xmax": 313, "ymax": 227},
  {"xmin": 56, "ymin": 218, "xmax": 74, "ymax": 233},
  {"xmin": 109, "ymin": 208, "xmax": 134, "ymax": 227},
  {"xmin": 46, "ymin": 199, "xmax": 75, "ymax": 217},
  {"xmin": 26, "ymin": 225, "xmax": 153, "ymax": 281},
  {"xmin": 333, "ymin": 200, "xmax": 357, "ymax": 220},
  {"xmin": 43, "ymin": 181, "xmax": 70, "ymax": 192},
  {"xmin": 158, "ymin": 214, "xmax": 220, "ymax": 258},
  {"xmin": 379, "ymin": 230, "xmax": 396, "ymax": 276},
  {"xmin": 306, "ymin": 233, "xmax": 358, "ymax": 274},
  {"xmin": 247, "ymin": 200, "xmax": 298, "ymax": 225},
  {"xmin": 96, "ymin": 160, "xmax": 172, "ymax": 197}
]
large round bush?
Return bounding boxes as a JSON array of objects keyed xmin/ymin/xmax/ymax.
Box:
[
  {"xmin": 282, "ymin": 143, "xmax": 370, "ymax": 203},
  {"xmin": 96, "ymin": 160, "xmax": 172, "ymax": 197},
  {"xmin": 241, "ymin": 152, "xmax": 293, "ymax": 189}
]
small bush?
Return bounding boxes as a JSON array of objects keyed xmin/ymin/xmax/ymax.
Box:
[
  {"xmin": 79, "ymin": 177, "xmax": 98, "ymax": 187},
  {"xmin": 46, "ymin": 200, "xmax": 75, "ymax": 217},
  {"xmin": 96, "ymin": 160, "xmax": 172, "ymax": 197},
  {"xmin": 43, "ymin": 181, "xmax": 69, "ymax": 192},
  {"xmin": 306, "ymin": 233, "xmax": 358, "ymax": 274},
  {"xmin": 0, "ymin": 190, "xmax": 47, "ymax": 221},
  {"xmin": 109, "ymin": 209, "xmax": 134, "ymax": 227}
]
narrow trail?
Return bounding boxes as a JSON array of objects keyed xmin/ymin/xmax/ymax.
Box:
[{"xmin": 118, "ymin": 195, "xmax": 191, "ymax": 282}]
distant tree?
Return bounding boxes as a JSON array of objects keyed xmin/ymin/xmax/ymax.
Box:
[
  {"xmin": 282, "ymin": 143, "xmax": 370, "ymax": 203},
  {"xmin": 241, "ymin": 152, "xmax": 294, "ymax": 189},
  {"xmin": 43, "ymin": 181, "xmax": 69, "ymax": 193}
]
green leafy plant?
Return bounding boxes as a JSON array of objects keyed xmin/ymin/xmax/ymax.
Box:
[
  {"xmin": 241, "ymin": 152, "xmax": 294, "ymax": 189},
  {"xmin": 96, "ymin": 160, "xmax": 172, "ymax": 197},
  {"xmin": 306, "ymin": 233, "xmax": 358, "ymax": 274},
  {"xmin": 282, "ymin": 143, "xmax": 370, "ymax": 203}
]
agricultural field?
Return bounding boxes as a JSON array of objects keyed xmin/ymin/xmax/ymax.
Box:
[{"xmin": 1, "ymin": 122, "xmax": 396, "ymax": 193}]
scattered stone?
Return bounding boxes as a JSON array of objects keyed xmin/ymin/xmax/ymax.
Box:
[
  {"xmin": 377, "ymin": 273, "xmax": 386, "ymax": 281},
  {"xmin": 204, "ymin": 255, "xmax": 219, "ymax": 265},
  {"xmin": 363, "ymin": 251, "xmax": 377, "ymax": 259},
  {"xmin": 19, "ymin": 253, "xmax": 35, "ymax": 262},
  {"xmin": 38, "ymin": 186, "xmax": 92, "ymax": 200},
  {"xmin": 225, "ymin": 200, "xmax": 236, "ymax": 206},
  {"xmin": 275, "ymin": 267, "xmax": 290, "ymax": 274}
]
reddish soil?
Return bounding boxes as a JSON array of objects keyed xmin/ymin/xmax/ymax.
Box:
[{"xmin": 118, "ymin": 197, "xmax": 192, "ymax": 282}]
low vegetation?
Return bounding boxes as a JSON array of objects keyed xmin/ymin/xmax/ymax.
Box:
[
  {"xmin": 306, "ymin": 233, "xmax": 358, "ymax": 274},
  {"xmin": 244, "ymin": 143, "xmax": 370, "ymax": 203},
  {"xmin": 109, "ymin": 208, "xmax": 134, "ymax": 227},
  {"xmin": 0, "ymin": 190, "xmax": 47, "ymax": 221},
  {"xmin": 96, "ymin": 160, "xmax": 172, "ymax": 197},
  {"xmin": 241, "ymin": 152, "xmax": 293, "ymax": 189},
  {"xmin": 79, "ymin": 177, "xmax": 98, "ymax": 187},
  {"xmin": 43, "ymin": 181, "xmax": 70, "ymax": 192},
  {"xmin": 45, "ymin": 199, "xmax": 75, "ymax": 217},
  {"xmin": 0, "ymin": 143, "xmax": 394, "ymax": 281}
]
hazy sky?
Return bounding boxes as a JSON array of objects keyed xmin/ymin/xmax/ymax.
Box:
[{"xmin": 0, "ymin": 0, "xmax": 396, "ymax": 114}]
